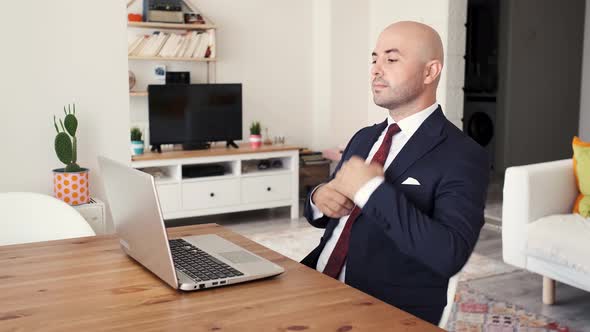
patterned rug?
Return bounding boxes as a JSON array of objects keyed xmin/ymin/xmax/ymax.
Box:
[
  {"xmin": 245, "ymin": 226, "xmax": 572, "ymax": 331},
  {"xmin": 446, "ymin": 284, "xmax": 571, "ymax": 332},
  {"xmin": 245, "ymin": 227, "xmax": 520, "ymax": 282}
]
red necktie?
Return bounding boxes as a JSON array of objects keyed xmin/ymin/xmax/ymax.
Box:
[{"xmin": 322, "ymin": 123, "xmax": 401, "ymax": 279}]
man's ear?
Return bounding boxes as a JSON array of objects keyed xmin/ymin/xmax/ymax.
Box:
[{"xmin": 424, "ymin": 60, "xmax": 443, "ymax": 85}]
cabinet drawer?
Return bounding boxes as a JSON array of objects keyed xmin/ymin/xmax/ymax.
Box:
[
  {"xmin": 156, "ymin": 184, "xmax": 181, "ymax": 213},
  {"xmin": 182, "ymin": 179, "xmax": 240, "ymax": 210},
  {"xmin": 241, "ymin": 174, "xmax": 291, "ymax": 204}
]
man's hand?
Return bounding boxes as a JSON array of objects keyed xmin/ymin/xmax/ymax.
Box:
[
  {"xmin": 312, "ymin": 182, "xmax": 354, "ymax": 218},
  {"xmin": 332, "ymin": 156, "xmax": 384, "ymax": 200}
]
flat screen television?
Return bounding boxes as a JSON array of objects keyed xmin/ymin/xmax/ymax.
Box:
[{"xmin": 148, "ymin": 84, "xmax": 242, "ymax": 150}]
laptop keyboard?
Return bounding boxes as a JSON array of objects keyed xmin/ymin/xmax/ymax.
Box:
[{"xmin": 169, "ymin": 239, "xmax": 244, "ymax": 282}]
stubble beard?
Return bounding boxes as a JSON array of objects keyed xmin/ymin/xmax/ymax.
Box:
[{"xmin": 373, "ymin": 77, "xmax": 423, "ymax": 111}]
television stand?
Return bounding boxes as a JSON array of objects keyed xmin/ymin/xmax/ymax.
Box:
[
  {"xmin": 151, "ymin": 144, "xmax": 162, "ymax": 153},
  {"xmin": 226, "ymin": 140, "xmax": 239, "ymax": 149},
  {"xmin": 131, "ymin": 144, "xmax": 300, "ymax": 220},
  {"xmin": 183, "ymin": 142, "xmax": 211, "ymax": 150}
]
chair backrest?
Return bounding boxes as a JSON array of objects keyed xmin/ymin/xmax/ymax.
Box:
[
  {"xmin": 0, "ymin": 192, "xmax": 95, "ymax": 246},
  {"xmin": 438, "ymin": 273, "xmax": 460, "ymax": 328}
]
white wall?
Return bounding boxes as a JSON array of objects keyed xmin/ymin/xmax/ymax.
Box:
[
  {"xmin": 367, "ymin": 0, "xmax": 467, "ymax": 129},
  {"xmin": 128, "ymin": 0, "xmax": 315, "ymax": 148},
  {"xmin": 580, "ymin": 0, "xmax": 590, "ymax": 140},
  {"xmin": 311, "ymin": 0, "xmax": 370, "ymax": 150},
  {"xmin": 0, "ymin": 0, "xmax": 130, "ymax": 231},
  {"xmin": 310, "ymin": 0, "xmax": 466, "ymax": 150},
  {"xmin": 127, "ymin": 1, "xmax": 467, "ymax": 151}
]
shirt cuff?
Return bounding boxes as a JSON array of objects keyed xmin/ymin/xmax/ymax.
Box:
[
  {"xmin": 353, "ymin": 176, "xmax": 385, "ymax": 208},
  {"xmin": 310, "ymin": 184, "xmax": 325, "ymax": 220}
]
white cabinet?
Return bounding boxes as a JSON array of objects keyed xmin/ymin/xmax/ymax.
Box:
[
  {"xmin": 156, "ymin": 184, "xmax": 181, "ymax": 213},
  {"xmin": 182, "ymin": 178, "xmax": 240, "ymax": 210},
  {"xmin": 241, "ymin": 174, "xmax": 291, "ymax": 204},
  {"xmin": 132, "ymin": 145, "xmax": 299, "ymax": 220}
]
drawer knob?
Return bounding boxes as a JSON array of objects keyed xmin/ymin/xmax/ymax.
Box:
[
  {"xmin": 210, "ymin": 193, "xmax": 215, "ymax": 197},
  {"xmin": 267, "ymin": 187, "xmax": 272, "ymax": 191}
]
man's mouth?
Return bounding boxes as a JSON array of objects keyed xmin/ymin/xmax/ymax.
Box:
[{"xmin": 372, "ymin": 80, "xmax": 388, "ymax": 89}]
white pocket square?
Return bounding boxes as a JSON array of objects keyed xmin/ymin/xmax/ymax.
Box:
[{"xmin": 401, "ymin": 177, "xmax": 420, "ymax": 185}]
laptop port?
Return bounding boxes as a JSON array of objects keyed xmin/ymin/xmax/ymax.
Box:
[
  {"xmin": 220, "ymin": 280, "xmax": 226, "ymax": 284},
  {"xmin": 199, "ymin": 284, "xmax": 205, "ymax": 289},
  {"xmin": 212, "ymin": 281, "xmax": 218, "ymax": 286}
]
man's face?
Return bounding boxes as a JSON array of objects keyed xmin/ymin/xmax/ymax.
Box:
[{"xmin": 371, "ymin": 31, "xmax": 425, "ymax": 110}]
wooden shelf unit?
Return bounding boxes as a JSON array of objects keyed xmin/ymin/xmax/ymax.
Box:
[
  {"xmin": 127, "ymin": 21, "xmax": 216, "ymax": 30},
  {"xmin": 128, "ymin": 56, "xmax": 215, "ymax": 62},
  {"xmin": 129, "ymin": 91, "xmax": 148, "ymax": 97}
]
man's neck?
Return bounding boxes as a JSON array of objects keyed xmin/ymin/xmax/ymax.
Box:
[{"xmin": 389, "ymin": 98, "xmax": 436, "ymax": 123}]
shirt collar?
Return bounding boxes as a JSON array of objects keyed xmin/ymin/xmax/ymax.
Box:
[{"xmin": 386, "ymin": 102, "xmax": 439, "ymax": 137}]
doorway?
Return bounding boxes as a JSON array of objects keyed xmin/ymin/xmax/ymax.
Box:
[{"xmin": 462, "ymin": 0, "xmax": 585, "ymax": 173}]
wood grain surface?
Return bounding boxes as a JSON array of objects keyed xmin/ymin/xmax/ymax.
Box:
[
  {"xmin": 131, "ymin": 144, "xmax": 300, "ymax": 162},
  {"xmin": 0, "ymin": 224, "xmax": 443, "ymax": 331}
]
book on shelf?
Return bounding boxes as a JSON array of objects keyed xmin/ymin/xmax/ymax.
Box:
[
  {"xmin": 159, "ymin": 33, "xmax": 176, "ymax": 57},
  {"xmin": 141, "ymin": 32, "xmax": 167, "ymax": 57},
  {"xmin": 301, "ymin": 154, "xmax": 326, "ymax": 162},
  {"xmin": 128, "ymin": 35, "xmax": 143, "ymax": 54},
  {"xmin": 302, "ymin": 159, "xmax": 330, "ymax": 166},
  {"xmin": 129, "ymin": 29, "xmax": 214, "ymax": 59},
  {"xmin": 208, "ymin": 29, "xmax": 215, "ymax": 58},
  {"xmin": 182, "ymin": 31, "xmax": 199, "ymax": 57},
  {"xmin": 129, "ymin": 35, "xmax": 149, "ymax": 56}
]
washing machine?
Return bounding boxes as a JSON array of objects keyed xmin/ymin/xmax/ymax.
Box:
[{"xmin": 462, "ymin": 96, "xmax": 496, "ymax": 169}]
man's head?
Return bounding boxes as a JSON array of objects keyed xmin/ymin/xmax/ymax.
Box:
[{"xmin": 371, "ymin": 21, "xmax": 444, "ymax": 114}]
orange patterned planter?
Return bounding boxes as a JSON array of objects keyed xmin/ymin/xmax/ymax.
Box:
[{"xmin": 53, "ymin": 168, "xmax": 90, "ymax": 206}]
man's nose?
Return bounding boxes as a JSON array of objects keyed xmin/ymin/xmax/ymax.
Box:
[{"xmin": 371, "ymin": 62, "xmax": 382, "ymax": 77}]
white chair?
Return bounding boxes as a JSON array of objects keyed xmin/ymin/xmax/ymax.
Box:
[
  {"xmin": 0, "ymin": 192, "xmax": 95, "ymax": 246},
  {"xmin": 503, "ymin": 159, "xmax": 590, "ymax": 304},
  {"xmin": 438, "ymin": 274, "xmax": 459, "ymax": 328}
]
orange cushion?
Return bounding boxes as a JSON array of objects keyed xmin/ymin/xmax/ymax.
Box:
[{"xmin": 572, "ymin": 136, "xmax": 590, "ymax": 216}]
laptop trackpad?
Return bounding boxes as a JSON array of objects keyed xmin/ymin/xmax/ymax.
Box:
[{"xmin": 219, "ymin": 251, "xmax": 262, "ymax": 264}]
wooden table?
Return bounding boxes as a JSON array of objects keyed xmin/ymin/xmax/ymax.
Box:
[
  {"xmin": 0, "ymin": 224, "xmax": 443, "ymax": 331},
  {"xmin": 131, "ymin": 144, "xmax": 300, "ymax": 162}
]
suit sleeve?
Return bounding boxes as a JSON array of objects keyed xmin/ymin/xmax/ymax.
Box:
[
  {"xmin": 304, "ymin": 128, "xmax": 364, "ymax": 228},
  {"xmin": 362, "ymin": 145, "xmax": 490, "ymax": 278}
]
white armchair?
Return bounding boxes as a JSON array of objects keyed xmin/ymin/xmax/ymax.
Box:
[
  {"xmin": 0, "ymin": 192, "xmax": 95, "ymax": 246},
  {"xmin": 502, "ymin": 159, "xmax": 590, "ymax": 304}
]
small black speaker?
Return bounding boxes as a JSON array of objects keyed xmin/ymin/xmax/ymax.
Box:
[{"xmin": 165, "ymin": 71, "xmax": 190, "ymax": 85}]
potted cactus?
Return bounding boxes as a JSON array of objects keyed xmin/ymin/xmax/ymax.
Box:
[
  {"xmin": 249, "ymin": 121, "xmax": 262, "ymax": 149},
  {"xmin": 130, "ymin": 127, "xmax": 144, "ymax": 156},
  {"xmin": 52, "ymin": 103, "xmax": 89, "ymax": 206}
]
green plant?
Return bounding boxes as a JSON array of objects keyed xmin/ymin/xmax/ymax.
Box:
[
  {"xmin": 131, "ymin": 127, "xmax": 142, "ymax": 141},
  {"xmin": 250, "ymin": 121, "xmax": 261, "ymax": 135},
  {"xmin": 53, "ymin": 103, "xmax": 82, "ymax": 172}
]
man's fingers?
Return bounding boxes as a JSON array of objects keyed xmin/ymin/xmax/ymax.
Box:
[
  {"xmin": 319, "ymin": 199, "xmax": 350, "ymax": 218},
  {"xmin": 333, "ymin": 194, "xmax": 354, "ymax": 210},
  {"xmin": 326, "ymin": 199, "xmax": 353, "ymax": 217},
  {"xmin": 320, "ymin": 204, "xmax": 341, "ymax": 218},
  {"xmin": 328, "ymin": 197, "xmax": 353, "ymax": 213},
  {"xmin": 320, "ymin": 185, "xmax": 354, "ymax": 210},
  {"xmin": 326, "ymin": 188, "xmax": 354, "ymax": 209}
]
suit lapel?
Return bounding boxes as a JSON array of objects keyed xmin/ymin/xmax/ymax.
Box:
[
  {"xmin": 385, "ymin": 107, "xmax": 448, "ymax": 182},
  {"xmin": 354, "ymin": 120, "xmax": 388, "ymax": 160}
]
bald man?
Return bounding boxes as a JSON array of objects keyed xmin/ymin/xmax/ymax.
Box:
[{"xmin": 301, "ymin": 21, "xmax": 490, "ymax": 325}]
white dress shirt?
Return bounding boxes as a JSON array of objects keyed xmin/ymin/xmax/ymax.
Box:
[{"xmin": 311, "ymin": 102, "xmax": 439, "ymax": 281}]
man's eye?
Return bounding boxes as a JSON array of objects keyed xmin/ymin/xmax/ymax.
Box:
[
  {"xmin": 371, "ymin": 60, "xmax": 376, "ymax": 64},
  {"xmin": 387, "ymin": 59, "xmax": 398, "ymax": 63}
]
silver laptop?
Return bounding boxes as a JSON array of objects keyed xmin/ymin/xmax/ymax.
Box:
[{"xmin": 98, "ymin": 156, "xmax": 284, "ymax": 291}]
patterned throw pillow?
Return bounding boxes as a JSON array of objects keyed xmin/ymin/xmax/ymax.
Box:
[{"xmin": 572, "ymin": 136, "xmax": 590, "ymax": 217}]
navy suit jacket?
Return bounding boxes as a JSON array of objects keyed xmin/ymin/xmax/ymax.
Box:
[{"xmin": 301, "ymin": 107, "xmax": 490, "ymax": 325}]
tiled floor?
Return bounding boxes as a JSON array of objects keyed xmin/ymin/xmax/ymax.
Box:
[{"xmin": 167, "ymin": 198, "xmax": 590, "ymax": 331}]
